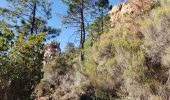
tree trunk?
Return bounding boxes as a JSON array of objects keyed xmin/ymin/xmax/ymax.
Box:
[
  {"xmin": 30, "ymin": 0, "xmax": 37, "ymax": 34},
  {"xmin": 101, "ymin": 7, "xmax": 104, "ymax": 34},
  {"xmin": 80, "ymin": 22, "xmax": 84, "ymax": 61},
  {"xmin": 80, "ymin": 0, "xmax": 85, "ymax": 61}
]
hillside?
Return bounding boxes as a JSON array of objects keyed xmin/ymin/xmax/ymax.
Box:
[
  {"xmin": 1, "ymin": 0, "xmax": 170, "ymax": 100},
  {"xmin": 32, "ymin": 0, "xmax": 170, "ymax": 100}
]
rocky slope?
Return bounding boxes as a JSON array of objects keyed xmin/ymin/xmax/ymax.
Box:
[
  {"xmin": 33, "ymin": 0, "xmax": 170, "ymax": 100},
  {"xmin": 33, "ymin": 43, "xmax": 89, "ymax": 100}
]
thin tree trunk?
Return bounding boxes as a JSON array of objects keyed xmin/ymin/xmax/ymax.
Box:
[
  {"xmin": 90, "ymin": 33, "xmax": 94, "ymax": 47},
  {"xmin": 101, "ymin": 7, "xmax": 104, "ymax": 34},
  {"xmin": 30, "ymin": 0, "xmax": 37, "ymax": 34},
  {"xmin": 80, "ymin": 22, "xmax": 83, "ymax": 61},
  {"xmin": 80, "ymin": 0, "xmax": 85, "ymax": 61}
]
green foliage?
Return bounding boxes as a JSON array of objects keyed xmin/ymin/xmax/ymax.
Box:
[
  {"xmin": 42, "ymin": 50, "xmax": 71, "ymax": 78},
  {"xmin": 0, "ymin": 0, "xmax": 60, "ymax": 38},
  {"xmin": 96, "ymin": 0, "xmax": 109, "ymax": 8},
  {"xmin": 86, "ymin": 15, "xmax": 110, "ymax": 44},
  {"xmin": 81, "ymin": 2, "xmax": 170, "ymax": 99},
  {"xmin": 0, "ymin": 30, "xmax": 45, "ymax": 99},
  {"xmin": 62, "ymin": 0, "xmax": 95, "ymax": 61},
  {"xmin": 0, "ymin": 24, "xmax": 14, "ymax": 79},
  {"xmin": 34, "ymin": 53, "xmax": 75, "ymax": 99},
  {"xmin": 9, "ymin": 33, "xmax": 45, "ymax": 99},
  {"xmin": 0, "ymin": 0, "xmax": 60, "ymax": 98},
  {"xmin": 0, "ymin": 24, "xmax": 14, "ymax": 52},
  {"xmin": 84, "ymin": 28, "xmax": 146, "ymax": 99},
  {"xmin": 2, "ymin": 0, "xmax": 170, "ymax": 100},
  {"xmin": 65, "ymin": 42, "xmax": 76, "ymax": 60}
]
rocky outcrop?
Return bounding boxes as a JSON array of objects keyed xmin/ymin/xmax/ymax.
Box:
[
  {"xmin": 108, "ymin": 4, "xmax": 122, "ymax": 27},
  {"xmin": 43, "ymin": 42, "xmax": 61, "ymax": 65},
  {"xmin": 109, "ymin": 0, "xmax": 157, "ymax": 28}
]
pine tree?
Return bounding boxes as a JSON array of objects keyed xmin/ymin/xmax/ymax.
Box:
[
  {"xmin": 62, "ymin": 0, "xmax": 92, "ymax": 61},
  {"xmin": 0, "ymin": 0, "xmax": 60, "ymax": 99},
  {"xmin": 86, "ymin": 0, "xmax": 110, "ymax": 46},
  {"xmin": 94, "ymin": 0, "xmax": 109, "ymax": 34},
  {"xmin": 0, "ymin": 0, "xmax": 60, "ymax": 38}
]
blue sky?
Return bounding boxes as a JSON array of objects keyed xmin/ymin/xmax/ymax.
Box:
[{"xmin": 0, "ymin": 0, "xmax": 121, "ymax": 51}]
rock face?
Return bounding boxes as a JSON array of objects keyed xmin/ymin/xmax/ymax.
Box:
[
  {"xmin": 43, "ymin": 43, "xmax": 61, "ymax": 64},
  {"xmin": 108, "ymin": 4, "xmax": 122, "ymax": 27},
  {"xmin": 109, "ymin": 0, "xmax": 155, "ymax": 27},
  {"xmin": 43, "ymin": 43, "xmax": 61, "ymax": 60}
]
